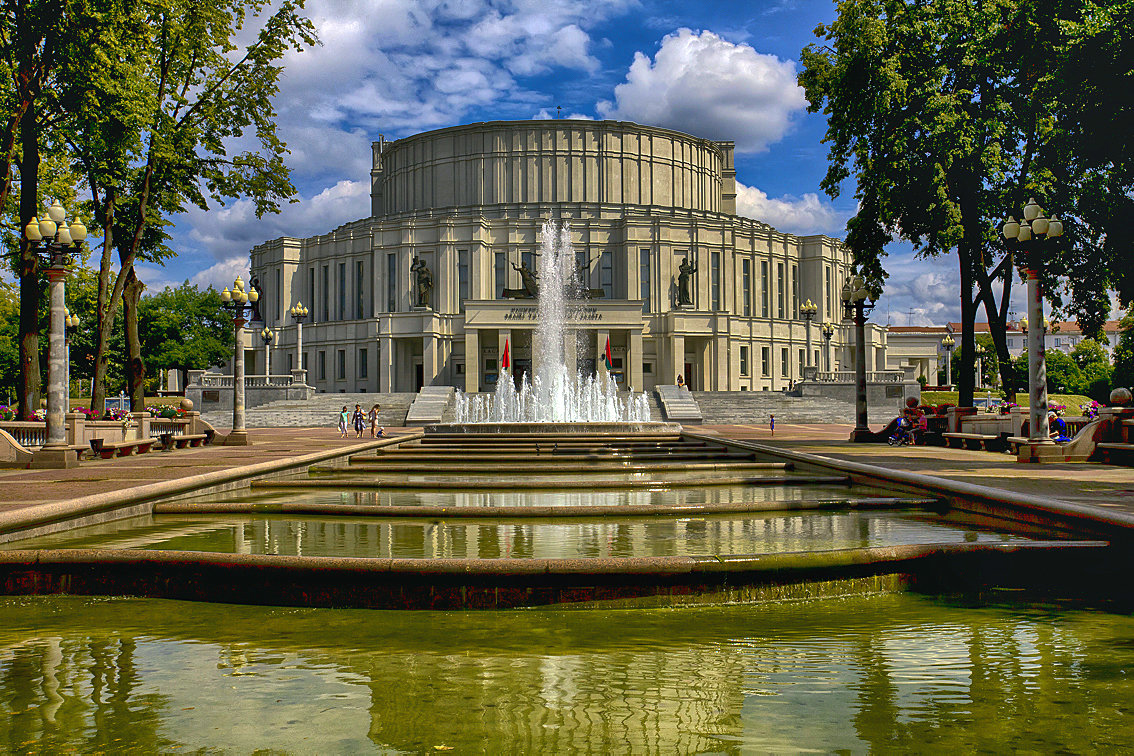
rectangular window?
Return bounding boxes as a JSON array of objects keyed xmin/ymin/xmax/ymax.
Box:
[
  {"xmin": 495, "ymin": 252, "xmax": 506, "ymax": 298},
  {"xmin": 777, "ymin": 262, "xmax": 785, "ymax": 319},
  {"xmin": 338, "ymin": 262, "xmax": 346, "ymax": 320},
  {"xmin": 781, "ymin": 347, "xmax": 789, "ymax": 378},
  {"xmin": 356, "ymin": 260, "xmax": 365, "ymax": 319},
  {"xmin": 321, "ymin": 266, "xmax": 329, "ymax": 322},
  {"xmin": 798, "ymin": 348, "xmax": 805, "ymax": 375},
  {"xmin": 600, "ymin": 250, "xmax": 613, "ymax": 299},
  {"xmin": 643, "ymin": 362, "xmax": 653, "ymax": 374},
  {"xmin": 761, "ymin": 347, "xmax": 770, "ymax": 376},
  {"xmin": 318, "ymin": 351, "xmax": 326, "ymax": 381},
  {"xmin": 792, "ymin": 264, "xmax": 799, "ymax": 318},
  {"xmin": 287, "ymin": 353, "xmax": 293, "ymax": 371},
  {"xmin": 337, "ymin": 349, "xmax": 346, "ymax": 380},
  {"xmin": 522, "ymin": 249, "xmax": 535, "ymax": 274},
  {"xmin": 742, "ymin": 258, "xmax": 751, "ymax": 317},
  {"xmin": 639, "ymin": 248, "xmax": 651, "ymax": 313},
  {"xmin": 275, "ymin": 268, "xmax": 281, "ymax": 321},
  {"xmin": 761, "ymin": 261, "xmax": 769, "ymax": 317},
  {"xmin": 458, "ymin": 250, "xmax": 469, "ymax": 313},
  {"xmin": 308, "ymin": 268, "xmax": 316, "ymax": 323},
  {"xmin": 358, "ymin": 348, "xmax": 368, "ymax": 378},
  {"xmin": 387, "ymin": 254, "xmax": 396, "ymax": 313},
  {"xmin": 576, "ymin": 249, "xmax": 589, "ymax": 285},
  {"xmin": 711, "ymin": 250, "xmax": 720, "ymax": 310},
  {"xmin": 825, "ymin": 266, "xmax": 832, "ymax": 319},
  {"xmin": 740, "ymin": 346, "xmax": 749, "ymax": 376}
]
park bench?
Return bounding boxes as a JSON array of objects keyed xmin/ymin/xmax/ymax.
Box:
[
  {"xmin": 173, "ymin": 433, "xmax": 208, "ymax": 449},
  {"xmin": 92, "ymin": 437, "xmax": 157, "ymax": 459},
  {"xmin": 943, "ymin": 432, "xmax": 1007, "ymax": 452},
  {"xmin": 1095, "ymin": 442, "xmax": 1134, "ymax": 466}
]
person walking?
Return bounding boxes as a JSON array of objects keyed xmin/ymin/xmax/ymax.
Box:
[
  {"xmin": 368, "ymin": 403, "xmax": 384, "ymax": 437},
  {"xmin": 338, "ymin": 406, "xmax": 348, "ymax": 438},
  {"xmin": 352, "ymin": 404, "xmax": 365, "ymax": 438}
]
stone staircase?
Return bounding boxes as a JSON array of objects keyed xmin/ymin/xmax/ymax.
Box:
[
  {"xmin": 655, "ymin": 385, "xmax": 703, "ymax": 423},
  {"xmin": 201, "ymin": 392, "xmax": 416, "ymax": 429},
  {"xmin": 692, "ymin": 391, "xmax": 899, "ymax": 426}
]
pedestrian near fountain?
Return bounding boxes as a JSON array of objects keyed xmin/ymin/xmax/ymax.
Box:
[
  {"xmin": 338, "ymin": 406, "xmax": 348, "ymax": 438},
  {"xmin": 368, "ymin": 403, "xmax": 384, "ymax": 437},
  {"xmin": 352, "ymin": 404, "xmax": 365, "ymax": 438}
]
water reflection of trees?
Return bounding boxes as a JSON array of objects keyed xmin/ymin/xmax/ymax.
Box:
[
  {"xmin": 0, "ymin": 598, "xmax": 1130, "ymax": 752},
  {"xmin": 0, "ymin": 636, "xmax": 173, "ymax": 752}
]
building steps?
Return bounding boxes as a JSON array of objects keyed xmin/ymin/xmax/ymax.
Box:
[
  {"xmin": 200, "ymin": 392, "xmax": 416, "ymax": 429},
  {"xmin": 691, "ymin": 391, "xmax": 896, "ymax": 425},
  {"xmin": 655, "ymin": 385, "xmax": 703, "ymax": 423},
  {"xmin": 405, "ymin": 386, "xmax": 455, "ymax": 426}
]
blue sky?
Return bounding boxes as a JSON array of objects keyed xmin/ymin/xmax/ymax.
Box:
[{"xmin": 150, "ymin": 0, "xmax": 990, "ymax": 327}]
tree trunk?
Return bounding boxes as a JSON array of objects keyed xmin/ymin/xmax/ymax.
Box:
[
  {"xmin": 958, "ymin": 256, "xmax": 976, "ymax": 409},
  {"xmin": 17, "ymin": 105, "xmax": 41, "ymax": 420},
  {"xmin": 124, "ymin": 267, "xmax": 145, "ymax": 412},
  {"xmin": 91, "ymin": 187, "xmax": 117, "ymax": 413}
]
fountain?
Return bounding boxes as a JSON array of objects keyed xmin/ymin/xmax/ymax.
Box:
[{"xmin": 441, "ymin": 220, "xmax": 676, "ymax": 434}]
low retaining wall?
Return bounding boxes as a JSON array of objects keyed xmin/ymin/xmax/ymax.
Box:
[{"xmin": 0, "ymin": 541, "xmax": 1109, "ymax": 610}]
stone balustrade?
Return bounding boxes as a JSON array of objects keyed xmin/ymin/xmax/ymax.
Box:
[{"xmin": 186, "ymin": 368, "xmax": 314, "ymax": 412}]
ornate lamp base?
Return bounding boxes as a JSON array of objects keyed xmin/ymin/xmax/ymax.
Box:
[{"xmin": 223, "ymin": 430, "xmax": 251, "ymax": 446}]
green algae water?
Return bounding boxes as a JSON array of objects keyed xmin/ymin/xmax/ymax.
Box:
[{"xmin": 0, "ymin": 594, "xmax": 1132, "ymax": 753}]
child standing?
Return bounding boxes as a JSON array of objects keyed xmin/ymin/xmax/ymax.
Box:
[{"xmin": 338, "ymin": 406, "xmax": 348, "ymax": 438}]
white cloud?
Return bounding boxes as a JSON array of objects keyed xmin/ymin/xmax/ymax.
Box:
[
  {"xmin": 596, "ymin": 28, "xmax": 806, "ymax": 152},
  {"xmin": 181, "ymin": 180, "xmax": 370, "ymax": 262},
  {"xmin": 735, "ymin": 182, "xmax": 844, "ymax": 235},
  {"xmin": 191, "ymin": 256, "xmax": 255, "ymax": 292}
]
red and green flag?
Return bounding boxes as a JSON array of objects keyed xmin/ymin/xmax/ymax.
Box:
[
  {"xmin": 603, "ymin": 337, "xmax": 613, "ymax": 371},
  {"xmin": 502, "ymin": 338, "xmax": 510, "ymax": 371}
]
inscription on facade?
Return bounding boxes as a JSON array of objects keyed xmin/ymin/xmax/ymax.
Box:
[{"xmin": 503, "ymin": 306, "xmax": 603, "ymax": 322}]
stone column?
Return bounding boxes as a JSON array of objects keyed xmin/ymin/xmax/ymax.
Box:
[
  {"xmin": 628, "ymin": 329, "xmax": 643, "ymax": 391},
  {"xmin": 32, "ymin": 267, "xmax": 77, "ymax": 468},
  {"xmin": 596, "ymin": 328, "xmax": 610, "ymax": 379},
  {"xmin": 670, "ymin": 334, "xmax": 685, "ymax": 385},
  {"xmin": 379, "ymin": 333, "xmax": 394, "ymax": 393},
  {"xmin": 498, "ymin": 329, "xmax": 511, "ymax": 384},
  {"xmin": 464, "ymin": 329, "xmax": 480, "ymax": 393},
  {"xmin": 227, "ymin": 315, "xmax": 250, "ymax": 445},
  {"xmin": 1025, "ymin": 266, "xmax": 1050, "ymax": 443},
  {"xmin": 714, "ymin": 334, "xmax": 729, "ymax": 390},
  {"xmin": 423, "ymin": 332, "xmax": 438, "ymax": 388}
]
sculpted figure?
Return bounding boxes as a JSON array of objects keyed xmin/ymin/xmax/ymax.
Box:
[
  {"xmin": 511, "ymin": 260, "xmax": 539, "ymax": 298},
  {"xmin": 410, "ymin": 257, "xmax": 433, "ymax": 308},
  {"xmin": 676, "ymin": 257, "xmax": 697, "ymax": 306}
]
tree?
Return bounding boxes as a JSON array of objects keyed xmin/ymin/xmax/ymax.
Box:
[
  {"xmin": 799, "ymin": 0, "xmax": 1130, "ymax": 409},
  {"xmin": 138, "ymin": 282, "xmax": 232, "ymax": 390},
  {"xmin": 1113, "ymin": 313, "xmax": 1134, "ymax": 391},
  {"xmin": 70, "ymin": 0, "xmax": 317, "ymax": 412},
  {"xmin": 1068, "ymin": 338, "xmax": 1112, "ymax": 400},
  {"xmin": 1044, "ymin": 349, "xmax": 1081, "ymax": 395}
]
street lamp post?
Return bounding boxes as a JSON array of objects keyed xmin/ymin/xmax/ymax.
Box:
[
  {"xmin": 1002, "ymin": 198, "xmax": 1063, "ymax": 454},
  {"xmin": 800, "ymin": 299, "xmax": 818, "ymax": 368},
  {"xmin": 260, "ymin": 327, "xmax": 274, "ymax": 377},
  {"xmin": 841, "ymin": 275, "xmax": 875, "ymax": 442},
  {"xmin": 974, "ymin": 344, "xmax": 986, "ymax": 390},
  {"xmin": 289, "ymin": 302, "xmax": 309, "ymax": 376},
  {"xmin": 24, "ymin": 201, "xmax": 87, "ymax": 468},
  {"xmin": 64, "ymin": 309, "xmax": 80, "ymax": 401},
  {"xmin": 821, "ymin": 321, "xmax": 835, "ymax": 372},
  {"xmin": 220, "ymin": 276, "xmax": 260, "ymax": 446},
  {"xmin": 940, "ymin": 334, "xmax": 954, "ymax": 388}
]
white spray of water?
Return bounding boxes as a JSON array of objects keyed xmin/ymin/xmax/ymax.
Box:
[{"xmin": 454, "ymin": 220, "xmax": 651, "ymax": 423}]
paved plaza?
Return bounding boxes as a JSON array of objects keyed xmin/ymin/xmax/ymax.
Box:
[{"xmin": 0, "ymin": 423, "xmax": 1128, "ymax": 524}]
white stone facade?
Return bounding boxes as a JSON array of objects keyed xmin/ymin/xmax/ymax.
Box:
[{"xmin": 250, "ymin": 120, "xmax": 873, "ymax": 393}]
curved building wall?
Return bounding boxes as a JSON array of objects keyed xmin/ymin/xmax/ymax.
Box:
[{"xmin": 371, "ymin": 121, "xmax": 733, "ymax": 217}]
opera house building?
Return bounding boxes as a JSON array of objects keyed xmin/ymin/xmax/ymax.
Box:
[{"xmin": 249, "ymin": 119, "xmax": 872, "ymax": 394}]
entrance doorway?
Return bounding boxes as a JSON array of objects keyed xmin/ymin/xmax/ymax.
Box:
[
  {"xmin": 684, "ymin": 362, "xmax": 694, "ymax": 390},
  {"xmin": 414, "ymin": 362, "xmax": 424, "ymax": 391}
]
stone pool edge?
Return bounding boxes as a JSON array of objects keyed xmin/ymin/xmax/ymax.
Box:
[
  {"xmin": 0, "ymin": 540, "xmax": 1109, "ymax": 610},
  {"xmin": 690, "ymin": 431, "xmax": 1134, "ymax": 540},
  {"xmin": 0, "ymin": 433, "xmax": 421, "ymax": 544}
]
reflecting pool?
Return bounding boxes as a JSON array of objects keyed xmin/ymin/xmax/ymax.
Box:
[{"xmin": 0, "ymin": 594, "xmax": 1132, "ymax": 752}]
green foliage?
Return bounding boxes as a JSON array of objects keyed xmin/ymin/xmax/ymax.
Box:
[
  {"xmin": 1112, "ymin": 313, "xmax": 1134, "ymax": 389},
  {"xmin": 1069, "ymin": 338, "xmax": 1113, "ymax": 400},
  {"xmin": 138, "ymin": 281, "xmax": 233, "ymax": 385},
  {"xmin": 0, "ymin": 281, "xmax": 17, "ymax": 404}
]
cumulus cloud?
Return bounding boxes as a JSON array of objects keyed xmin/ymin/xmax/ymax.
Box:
[
  {"xmin": 735, "ymin": 182, "xmax": 844, "ymax": 235},
  {"xmin": 191, "ymin": 256, "xmax": 256, "ymax": 292},
  {"xmin": 596, "ymin": 28, "xmax": 806, "ymax": 152},
  {"xmin": 182, "ymin": 180, "xmax": 370, "ymax": 263}
]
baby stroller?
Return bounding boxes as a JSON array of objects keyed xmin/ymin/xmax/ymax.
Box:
[{"xmin": 888, "ymin": 417, "xmax": 917, "ymax": 446}]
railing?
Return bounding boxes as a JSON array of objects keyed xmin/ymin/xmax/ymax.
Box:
[
  {"xmin": 193, "ymin": 374, "xmax": 294, "ymax": 388},
  {"xmin": 150, "ymin": 418, "xmax": 190, "ymax": 436},
  {"xmin": 814, "ymin": 370, "xmax": 906, "ymax": 384},
  {"xmin": 0, "ymin": 421, "xmax": 47, "ymax": 449}
]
